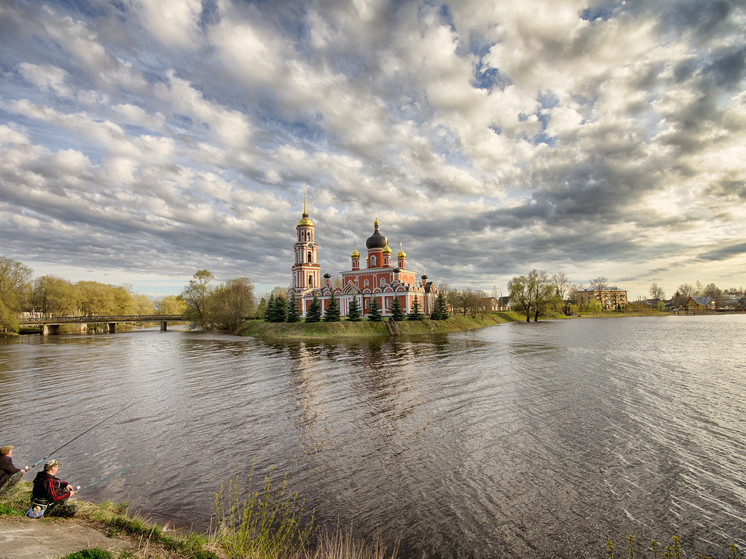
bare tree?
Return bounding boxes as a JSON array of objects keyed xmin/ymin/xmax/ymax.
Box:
[
  {"xmin": 589, "ymin": 276, "xmax": 608, "ymax": 291},
  {"xmin": 551, "ymin": 273, "xmax": 572, "ymax": 301},
  {"xmin": 649, "ymin": 283, "xmax": 665, "ymax": 301}
]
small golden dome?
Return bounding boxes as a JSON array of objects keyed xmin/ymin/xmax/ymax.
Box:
[
  {"xmin": 297, "ymin": 189, "xmax": 313, "ymax": 226},
  {"xmin": 383, "ymin": 240, "xmax": 392, "ymax": 255},
  {"xmin": 351, "ymin": 247, "xmax": 360, "ymax": 258},
  {"xmin": 397, "ymin": 242, "xmax": 406, "ymax": 259}
]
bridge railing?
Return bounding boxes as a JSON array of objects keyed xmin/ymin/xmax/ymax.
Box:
[{"xmin": 18, "ymin": 315, "xmax": 187, "ymax": 325}]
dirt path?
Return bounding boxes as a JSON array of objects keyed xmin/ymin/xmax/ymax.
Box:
[{"xmin": 0, "ymin": 516, "xmax": 137, "ymax": 559}]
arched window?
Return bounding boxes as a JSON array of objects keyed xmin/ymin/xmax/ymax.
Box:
[
  {"xmin": 371, "ymin": 256, "xmax": 376, "ymax": 266},
  {"xmin": 308, "ymin": 274, "xmax": 313, "ymax": 287},
  {"xmin": 380, "ymin": 277, "xmax": 385, "ymax": 287},
  {"xmin": 307, "ymin": 251, "xmax": 312, "ymax": 263},
  {"xmin": 364, "ymin": 279, "xmax": 369, "ymax": 287}
]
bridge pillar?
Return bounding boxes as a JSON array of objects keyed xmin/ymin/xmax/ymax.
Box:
[
  {"xmin": 108, "ymin": 323, "xmax": 116, "ymax": 334},
  {"xmin": 41, "ymin": 325, "xmax": 60, "ymax": 335},
  {"xmin": 160, "ymin": 321, "xmax": 167, "ymax": 332}
]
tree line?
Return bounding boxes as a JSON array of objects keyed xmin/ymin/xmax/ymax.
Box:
[
  {"xmin": 255, "ymin": 287, "xmax": 451, "ymax": 324},
  {"xmin": 647, "ymin": 280, "xmax": 742, "ymax": 307},
  {"xmin": 0, "ymin": 256, "xmax": 186, "ymax": 333}
]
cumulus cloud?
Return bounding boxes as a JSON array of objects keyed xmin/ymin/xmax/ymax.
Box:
[{"xmin": 0, "ymin": 0, "xmax": 744, "ymax": 297}]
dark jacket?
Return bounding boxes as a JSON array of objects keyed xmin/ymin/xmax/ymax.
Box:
[
  {"xmin": 0, "ymin": 455, "xmax": 21, "ymax": 488},
  {"xmin": 32, "ymin": 471, "xmax": 71, "ymax": 502}
]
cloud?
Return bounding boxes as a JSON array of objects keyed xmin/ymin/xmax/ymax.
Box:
[{"xmin": 0, "ymin": 0, "xmax": 744, "ymax": 299}]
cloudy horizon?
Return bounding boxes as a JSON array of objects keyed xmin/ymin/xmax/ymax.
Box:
[{"xmin": 1, "ymin": 0, "xmax": 744, "ymax": 301}]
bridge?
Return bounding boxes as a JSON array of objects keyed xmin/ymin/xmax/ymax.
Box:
[{"xmin": 18, "ymin": 315, "xmax": 187, "ymax": 335}]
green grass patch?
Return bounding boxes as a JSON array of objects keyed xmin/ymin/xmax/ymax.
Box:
[
  {"xmin": 241, "ymin": 312, "xmax": 521, "ymax": 340},
  {"xmin": 60, "ymin": 549, "xmax": 113, "ymax": 559}
]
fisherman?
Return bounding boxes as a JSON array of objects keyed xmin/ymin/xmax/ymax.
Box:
[
  {"xmin": 0, "ymin": 445, "xmax": 29, "ymax": 493},
  {"xmin": 30, "ymin": 459, "xmax": 77, "ymax": 517}
]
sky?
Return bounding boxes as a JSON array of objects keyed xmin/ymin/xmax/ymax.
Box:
[{"xmin": 1, "ymin": 0, "xmax": 744, "ymax": 301}]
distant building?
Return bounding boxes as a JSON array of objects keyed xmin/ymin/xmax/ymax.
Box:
[
  {"xmin": 575, "ymin": 288, "xmax": 628, "ymax": 310},
  {"xmin": 292, "ymin": 194, "xmax": 437, "ymax": 318}
]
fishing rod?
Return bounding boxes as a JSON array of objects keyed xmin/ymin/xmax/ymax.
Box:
[
  {"xmin": 27, "ymin": 402, "xmax": 137, "ymax": 471},
  {"xmin": 75, "ymin": 438, "xmax": 187, "ymax": 493}
]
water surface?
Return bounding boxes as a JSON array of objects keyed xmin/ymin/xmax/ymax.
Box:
[{"xmin": 1, "ymin": 315, "xmax": 744, "ymax": 557}]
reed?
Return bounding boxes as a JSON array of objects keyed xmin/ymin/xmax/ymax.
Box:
[
  {"xmin": 606, "ymin": 535, "xmax": 740, "ymax": 559},
  {"xmin": 214, "ymin": 463, "xmax": 316, "ymax": 558}
]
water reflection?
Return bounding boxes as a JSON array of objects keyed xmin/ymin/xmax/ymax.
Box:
[{"xmin": 0, "ymin": 318, "xmax": 744, "ymax": 557}]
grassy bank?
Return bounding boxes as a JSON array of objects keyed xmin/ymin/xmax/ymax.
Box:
[{"xmin": 240, "ymin": 311, "xmax": 522, "ymax": 340}]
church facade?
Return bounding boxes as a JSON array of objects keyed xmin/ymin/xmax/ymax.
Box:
[{"xmin": 291, "ymin": 196, "xmax": 437, "ymax": 318}]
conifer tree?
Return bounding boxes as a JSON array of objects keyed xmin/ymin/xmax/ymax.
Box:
[
  {"xmin": 431, "ymin": 292, "xmax": 449, "ymax": 320},
  {"xmin": 264, "ymin": 294, "xmax": 275, "ymax": 321},
  {"xmin": 324, "ymin": 292, "xmax": 340, "ymax": 322},
  {"xmin": 368, "ymin": 296, "xmax": 382, "ymax": 321},
  {"xmin": 347, "ymin": 296, "xmax": 361, "ymax": 322},
  {"xmin": 390, "ymin": 295, "xmax": 404, "ymax": 321},
  {"xmin": 408, "ymin": 296, "xmax": 424, "ymax": 320},
  {"xmin": 269, "ymin": 295, "xmax": 287, "ymax": 322},
  {"xmin": 305, "ymin": 294, "xmax": 322, "ymax": 323},
  {"xmin": 286, "ymin": 292, "xmax": 300, "ymax": 322}
]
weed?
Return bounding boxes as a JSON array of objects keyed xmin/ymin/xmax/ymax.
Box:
[
  {"xmin": 215, "ymin": 462, "xmax": 316, "ymax": 558},
  {"xmin": 60, "ymin": 549, "xmax": 113, "ymax": 559}
]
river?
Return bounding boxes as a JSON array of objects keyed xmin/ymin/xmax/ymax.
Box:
[{"xmin": 1, "ymin": 315, "xmax": 744, "ymax": 557}]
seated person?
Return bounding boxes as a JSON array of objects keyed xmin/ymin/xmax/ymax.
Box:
[
  {"xmin": 0, "ymin": 445, "xmax": 28, "ymax": 493},
  {"xmin": 30, "ymin": 459, "xmax": 77, "ymax": 517}
]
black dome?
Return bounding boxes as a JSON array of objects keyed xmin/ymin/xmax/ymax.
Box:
[{"xmin": 365, "ymin": 219, "xmax": 387, "ymax": 249}]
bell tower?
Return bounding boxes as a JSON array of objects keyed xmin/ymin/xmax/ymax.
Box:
[{"xmin": 292, "ymin": 190, "xmax": 320, "ymax": 294}]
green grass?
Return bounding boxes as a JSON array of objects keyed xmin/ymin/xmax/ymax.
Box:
[
  {"xmin": 606, "ymin": 535, "xmax": 740, "ymax": 559},
  {"xmin": 241, "ymin": 312, "xmax": 522, "ymax": 340},
  {"xmin": 214, "ymin": 463, "xmax": 315, "ymax": 559}
]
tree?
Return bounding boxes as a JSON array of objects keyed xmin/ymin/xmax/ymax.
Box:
[
  {"xmin": 390, "ymin": 296, "xmax": 404, "ymax": 321},
  {"xmin": 32, "ymin": 275, "xmax": 77, "ymax": 316},
  {"xmin": 509, "ymin": 270, "xmax": 553, "ymax": 322},
  {"xmin": 210, "ymin": 277, "xmax": 257, "ymax": 330},
  {"xmin": 408, "ymin": 296, "xmax": 424, "ymax": 320},
  {"xmin": 255, "ymin": 297, "xmax": 268, "ymax": 320},
  {"xmin": 551, "ymin": 273, "xmax": 572, "ymax": 301},
  {"xmin": 156, "ymin": 295, "xmax": 187, "ymax": 315},
  {"xmin": 649, "ymin": 282, "xmax": 665, "ymax": 301},
  {"xmin": 269, "ymin": 294, "xmax": 287, "ymax": 322},
  {"xmin": 552, "ymin": 273, "xmax": 574, "ymax": 314},
  {"xmin": 133, "ymin": 294, "xmax": 155, "ymax": 315},
  {"xmin": 286, "ymin": 291, "xmax": 300, "ymax": 323},
  {"xmin": 180, "ymin": 270, "xmax": 214, "ymax": 329},
  {"xmin": 305, "ymin": 294, "xmax": 322, "ymax": 323},
  {"xmin": 530, "ymin": 271, "xmax": 554, "ymax": 321},
  {"xmin": 76, "ymin": 281, "xmax": 118, "ymax": 315},
  {"xmin": 368, "ymin": 296, "xmax": 382, "ymax": 321},
  {"xmin": 264, "ymin": 294, "xmax": 275, "ymax": 321},
  {"xmin": 678, "ymin": 283, "xmax": 696, "ymax": 300},
  {"xmin": 0, "ymin": 256, "xmax": 31, "ymax": 332},
  {"xmin": 589, "ymin": 276, "xmax": 608, "ymax": 291},
  {"xmin": 347, "ymin": 296, "xmax": 361, "ymax": 321},
  {"xmin": 431, "ymin": 292, "xmax": 448, "ymax": 320},
  {"xmin": 702, "ymin": 283, "xmax": 724, "ymax": 306},
  {"xmin": 508, "ymin": 275, "xmax": 535, "ymax": 323},
  {"xmin": 323, "ymin": 292, "xmax": 340, "ymax": 322}
]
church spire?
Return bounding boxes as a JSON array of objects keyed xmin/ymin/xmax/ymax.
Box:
[{"xmin": 297, "ymin": 188, "xmax": 313, "ymax": 226}]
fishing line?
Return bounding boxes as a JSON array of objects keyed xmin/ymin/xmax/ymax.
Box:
[
  {"xmin": 76, "ymin": 438, "xmax": 187, "ymax": 492},
  {"xmin": 27, "ymin": 401, "xmax": 137, "ymax": 471}
]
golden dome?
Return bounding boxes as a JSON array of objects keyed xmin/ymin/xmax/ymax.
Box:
[
  {"xmin": 351, "ymin": 247, "xmax": 360, "ymax": 258},
  {"xmin": 297, "ymin": 189, "xmax": 313, "ymax": 226},
  {"xmin": 397, "ymin": 242, "xmax": 406, "ymax": 259},
  {"xmin": 383, "ymin": 240, "xmax": 392, "ymax": 255}
]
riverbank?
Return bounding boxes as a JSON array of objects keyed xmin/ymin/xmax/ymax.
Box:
[
  {"xmin": 0, "ymin": 482, "xmax": 220, "ymax": 558},
  {"xmin": 239, "ymin": 311, "xmax": 523, "ymax": 340}
]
